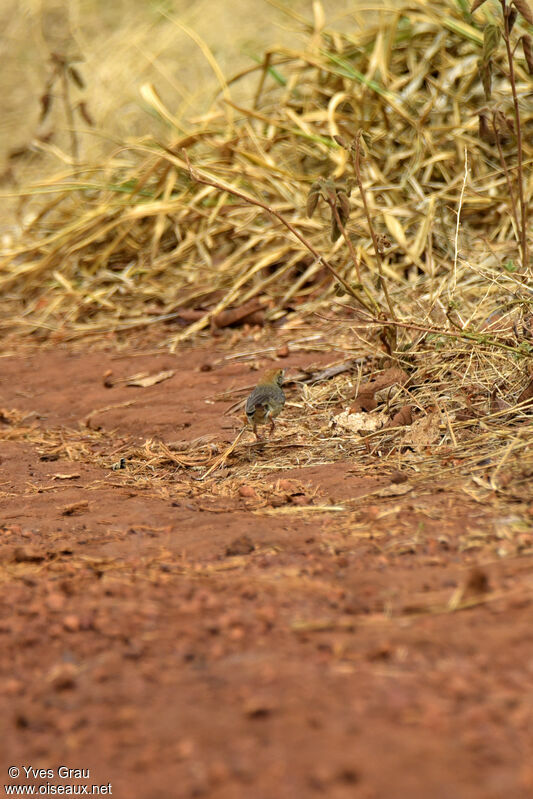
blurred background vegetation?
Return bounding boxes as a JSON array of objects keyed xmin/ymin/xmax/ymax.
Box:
[{"xmin": 2, "ymin": 1, "xmax": 354, "ymax": 195}]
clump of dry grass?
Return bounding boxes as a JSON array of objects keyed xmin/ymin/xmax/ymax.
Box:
[{"xmin": 0, "ymin": 0, "xmax": 530, "ymax": 343}]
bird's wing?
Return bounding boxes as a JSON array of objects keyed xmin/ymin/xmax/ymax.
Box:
[{"xmin": 245, "ymin": 385, "xmax": 274, "ymax": 415}]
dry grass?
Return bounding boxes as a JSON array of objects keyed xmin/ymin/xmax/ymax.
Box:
[
  {"xmin": 1, "ymin": 0, "xmax": 531, "ymax": 334},
  {"xmin": 0, "ymin": 0, "xmax": 532, "ymax": 495}
]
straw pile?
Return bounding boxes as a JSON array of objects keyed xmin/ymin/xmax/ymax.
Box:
[{"xmin": 0, "ymin": 0, "xmax": 531, "ymax": 348}]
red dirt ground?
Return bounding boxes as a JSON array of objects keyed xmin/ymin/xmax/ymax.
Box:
[{"xmin": 1, "ymin": 335, "xmax": 532, "ymax": 799}]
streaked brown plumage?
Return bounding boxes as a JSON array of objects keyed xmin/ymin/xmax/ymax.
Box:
[{"xmin": 245, "ymin": 369, "xmax": 285, "ymax": 439}]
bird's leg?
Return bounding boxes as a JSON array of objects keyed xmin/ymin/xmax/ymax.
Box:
[
  {"xmin": 253, "ymin": 423, "xmax": 263, "ymax": 441},
  {"xmin": 269, "ymin": 420, "xmax": 276, "ymax": 437}
]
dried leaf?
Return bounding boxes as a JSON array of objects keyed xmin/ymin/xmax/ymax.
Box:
[
  {"xmin": 306, "ymin": 181, "xmax": 323, "ymax": 218},
  {"xmin": 337, "ymin": 190, "xmax": 351, "ymax": 222},
  {"xmin": 333, "ymin": 190, "xmax": 351, "ymax": 242},
  {"xmin": 523, "ymin": 34, "xmax": 533, "ymax": 75},
  {"xmin": 333, "ymin": 134, "xmax": 348, "ymax": 148},
  {"xmin": 517, "ymin": 377, "xmax": 533, "ymax": 404},
  {"xmin": 471, "ymin": 0, "xmax": 489, "ymax": 12},
  {"xmin": 507, "ymin": 6, "xmax": 518, "ymax": 31},
  {"xmin": 513, "ymin": 0, "xmax": 533, "ymax": 25},
  {"xmin": 478, "ymin": 57, "xmax": 492, "ymax": 100},
  {"xmin": 306, "ymin": 192, "xmax": 319, "ymax": 218},
  {"xmin": 52, "ymin": 473, "xmax": 81, "ymax": 480},
  {"xmin": 126, "ymin": 369, "xmax": 175, "ymax": 388},
  {"xmin": 351, "ymin": 368, "xmax": 409, "ymax": 413},
  {"xmin": 330, "ymin": 214, "xmax": 341, "ymax": 242},
  {"xmin": 386, "ymin": 405, "xmax": 413, "ymax": 428},
  {"xmin": 350, "ymin": 393, "xmax": 377, "ymax": 413},
  {"xmin": 478, "ymin": 112, "xmax": 496, "ymax": 145}
]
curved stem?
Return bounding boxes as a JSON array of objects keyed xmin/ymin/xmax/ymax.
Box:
[
  {"xmin": 349, "ymin": 134, "xmax": 397, "ymax": 321},
  {"xmin": 182, "ymin": 149, "xmax": 375, "ymax": 314},
  {"xmin": 501, "ymin": 0, "xmax": 529, "ymax": 273}
]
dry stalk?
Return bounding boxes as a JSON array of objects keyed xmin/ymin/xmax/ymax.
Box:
[
  {"xmin": 363, "ymin": 315, "xmax": 530, "ymax": 356},
  {"xmin": 492, "ymin": 111, "xmax": 520, "ymax": 244},
  {"xmin": 181, "ymin": 149, "xmax": 374, "ymax": 314},
  {"xmin": 500, "ymin": 0, "xmax": 529, "ymax": 273},
  {"xmin": 197, "ymin": 426, "xmax": 247, "ymax": 480},
  {"xmin": 322, "ymin": 187, "xmax": 361, "ymax": 283},
  {"xmin": 452, "ymin": 147, "xmax": 469, "ymax": 294},
  {"xmin": 347, "ymin": 133, "xmax": 397, "ymax": 323}
]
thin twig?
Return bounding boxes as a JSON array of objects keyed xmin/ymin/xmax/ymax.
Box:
[
  {"xmin": 360, "ymin": 314, "xmax": 530, "ymax": 356},
  {"xmin": 493, "ymin": 112, "xmax": 519, "ymax": 249},
  {"xmin": 326, "ymin": 195, "xmax": 361, "ymax": 282},
  {"xmin": 348, "ymin": 133, "xmax": 397, "ymax": 321},
  {"xmin": 501, "ymin": 0, "xmax": 529, "ymax": 273},
  {"xmin": 325, "ymin": 194, "xmax": 381, "ymax": 314},
  {"xmin": 452, "ymin": 146, "xmax": 468, "ymax": 293}
]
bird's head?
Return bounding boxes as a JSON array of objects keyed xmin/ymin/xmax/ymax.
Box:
[{"xmin": 259, "ymin": 368, "xmax": 285, "ymax": 387}]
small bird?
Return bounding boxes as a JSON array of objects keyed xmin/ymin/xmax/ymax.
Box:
[{"xmin": 245, "ymin": 368, "xmax": 286, "ymax": 439}]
